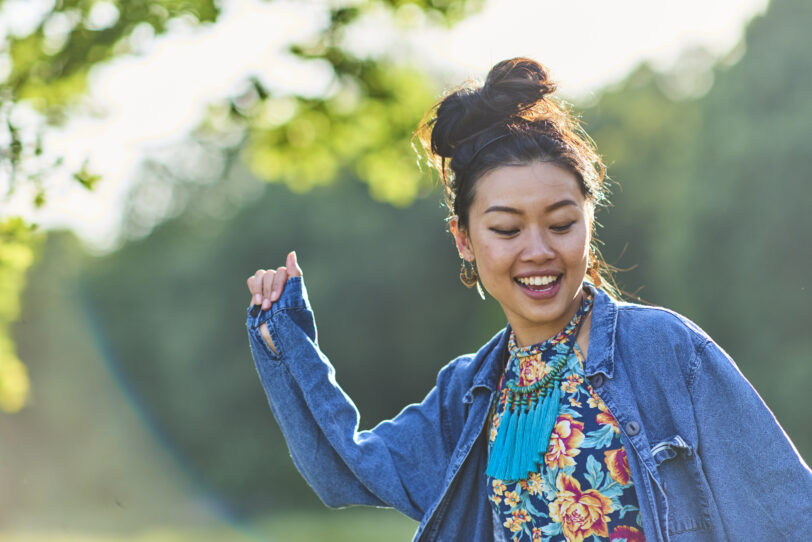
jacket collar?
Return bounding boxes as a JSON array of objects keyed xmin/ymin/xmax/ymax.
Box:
[
  {"xmin": 467, "ymin": 283, "xmax": 619, "ymax": 399},
  {"xmin": 583, "ymin": 283, "xmax": 617, "ymax": 379},
  {"xmin": 469, "ymin": 324, "xmax": 510, "ymax": 395}
]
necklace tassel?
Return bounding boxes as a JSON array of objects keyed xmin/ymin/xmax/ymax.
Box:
[
  {"xmin": 518, "ymin": 403, "xmax": 534, "ymax": 478},
  {"xmin": 486, "ymin": 382, "xmax": 565, "ymax": 481},
  {"xmin": 485, "ymin": 287, "xmax": 593, "ymax": 482},
  {"xmin": 487, "ymin": 397, "xmax": 516, "ymax": 479},
  {"xmin": 510, "ymin": 405, "xmax": 530, "ymax": 481}
]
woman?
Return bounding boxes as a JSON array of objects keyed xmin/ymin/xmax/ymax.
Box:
[{"xmin": 244, "ymin": 58, "xmax": 812, "ymax": 541}]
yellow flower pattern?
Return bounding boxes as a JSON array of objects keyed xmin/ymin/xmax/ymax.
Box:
[{"xmin": 549, "ymin": 473, "xmax": 613, "ymax": 542}]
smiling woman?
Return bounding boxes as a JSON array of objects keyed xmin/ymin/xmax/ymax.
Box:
[
  {"xmin": 243, "ymin": 57, "xmax": 812, "ymax": 541},
  {"xmin": 449, "ymin": 161, "xmax": 592, "ymax": 347}
]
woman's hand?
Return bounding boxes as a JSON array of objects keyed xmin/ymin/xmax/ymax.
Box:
[{"xmin": 247, "ymin": 251, "xmax": 302, "ymax": 352}]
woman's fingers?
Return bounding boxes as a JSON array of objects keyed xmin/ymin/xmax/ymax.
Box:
[
  {"xmin": 246, "ymin": 275, "xmax": 255, "ymax": 305},
  {"xmin": 248, "ymin": 269, "xmax": 268, "ymax": 305},
  {"xmin": 268, "ymin": 266, "xmax": 288, "ymax": 307},
  {"xmin": 260, "ymin": 269, "xmax": 277, "ymax": 309},
  {"xmin": 286, "ymin": 251, "xmax": 302, "ymax": 277},
  {"xmin": 246, "ymin": 251, "xmax": 302, "ymax": 309}
]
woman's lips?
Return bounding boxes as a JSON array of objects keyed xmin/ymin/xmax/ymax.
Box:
[{"xmin": 514, "ymin": 275, "xmax": 562, "ymax": 299}]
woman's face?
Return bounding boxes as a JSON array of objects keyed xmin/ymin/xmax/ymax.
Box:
[{"xmin": 450, "ymin": 161, "xmax": 592, "ymax": 346}]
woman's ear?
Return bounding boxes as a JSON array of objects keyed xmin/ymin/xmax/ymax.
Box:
[{"xmin": 449, "ymin": 216, "xmax": 475, "ymax": 261}]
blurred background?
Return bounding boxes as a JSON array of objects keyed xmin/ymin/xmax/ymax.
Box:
[{"xmin": 1, "ymin": 0, "xmax": 810, "ymax": 540}]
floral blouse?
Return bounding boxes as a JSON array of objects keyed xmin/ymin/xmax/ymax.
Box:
[{"xmin": 486, "ymin": 331, "xmax": 646, "ymax": 542}]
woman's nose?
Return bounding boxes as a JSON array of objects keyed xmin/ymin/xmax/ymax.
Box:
[{"xmin": 521, "ymin": 229, "xmax": 555, "ymax": 261}]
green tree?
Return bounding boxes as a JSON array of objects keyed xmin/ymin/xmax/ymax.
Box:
[
  {"xmin": 9, "ymin": 0, "xmax": 809, "ymax": 522},
  {"xmin": 0, "ymin": 217, "xmax": 37, "ymax": 411},
  {"xmin": 584, "ymin": 0, "xmax": 812, "ymax": 456},
  {"xmin": 0, "ymin": 0, "xmax": 483, "ymax": 412},
  {"xmin": 678, "ymin": 0, "xmax": 812, "ymax": 445},
  {"xmin": 0, "ymin": 0, "xmax": 220, "ymax": 412}
]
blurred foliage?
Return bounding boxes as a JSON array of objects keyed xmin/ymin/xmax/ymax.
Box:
[
  {"xmin": 585, "ymin": 62, "xmax": 702, "ymax": 304},
  {"xmin": 1, "ymin": 0, "xmax": 220, "ymax": 196},
  {"xmin": 78, "ymin": 172, "xmax": 502, "ymax": 515},
  {"xmin": 0, "ymin": 0, "xmax": 219, "ymax": 412},
  {"xmin": 676, "ymin": 0, "xmax": 812, "ymax": 440},
  {"xmin": 1, "ymin": 0, "xmax": 482, "ymax": 194},
  {"xmin": 233, "ymin": 64, "xmax": 439, "ymax": 206},
  {"xmin": 0, "ymin": 0, "xmax": 483, "ymax": 411},
  {"xmin": 586, "ymin": 0, "xmax": 812, "ymax": 456},
  {"xmin": 52, "ymin": 0, "xmax": 811, "ymax": 519},
  {"xmin": 0, "ymin": 507, "xmax": 416, "ymax": 541},
  {"xmin": 4, "ymin": 0, "xmax": 810, "ymax": 532},
  {"xmin": 0, "ymin": 217, "xmax": 39, "ymax": 412}
]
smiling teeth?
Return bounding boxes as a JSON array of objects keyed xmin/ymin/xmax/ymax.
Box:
[{"xmin": 517, "ymin": 275, "xmax": 558, "ymax": 286}]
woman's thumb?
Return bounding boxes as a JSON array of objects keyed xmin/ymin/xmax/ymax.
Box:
[{"xmin": 287, "ymin": 251, "xmax": 303, "ymax": 277}]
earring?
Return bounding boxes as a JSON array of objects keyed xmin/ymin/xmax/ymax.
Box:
[
  {"xmin": 459, "ymin": 259, "xmax": 478, "ymax": 288},
  {"xmin": 587, "ymin": 253, "xmax": 603, "ymax": 288},
  {"xmin": 459, "ymin": 259, "xmax": 486, "ymax": 300}
]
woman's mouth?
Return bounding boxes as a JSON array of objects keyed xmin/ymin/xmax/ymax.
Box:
[{"xmin": 514, "ymin": 274, "xmax": 562, "ymax": 298}]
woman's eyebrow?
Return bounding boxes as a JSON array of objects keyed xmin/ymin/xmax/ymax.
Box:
[
  {"xmin": 484, "ymin": 205, "xmax": 523, "ymax": 215},
  {"xmin": 484, "ymin": 199, "xmax": 578, "ymax": 215},
  {"xmin": 546, "ymin": 199, "xmax": 578, "ymax": 212}
]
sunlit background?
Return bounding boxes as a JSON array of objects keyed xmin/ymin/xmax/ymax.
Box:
[{"xmin": 1, "ymin": 0, "xmax": 809, "ymax": 540}]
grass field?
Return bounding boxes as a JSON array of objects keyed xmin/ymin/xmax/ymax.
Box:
[{"xmin": 0, "ymin": 508, "xmax": 418, "ymax": 542}]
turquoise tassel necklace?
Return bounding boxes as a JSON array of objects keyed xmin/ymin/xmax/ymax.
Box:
[{"xmin": 486, "ymin": 289, "xmax": 593, "ymax": 481}]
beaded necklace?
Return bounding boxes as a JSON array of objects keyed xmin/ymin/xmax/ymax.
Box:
[{"xmin": 486, "ymin": 289, "xmax": 594, "ymax": 481}]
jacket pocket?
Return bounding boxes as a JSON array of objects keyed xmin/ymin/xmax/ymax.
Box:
[{"xmin": 651, "ymin": 435, "xmax": 712, "ymax": 535}]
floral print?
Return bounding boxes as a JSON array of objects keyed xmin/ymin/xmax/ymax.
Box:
[
  {"xmin": 519, "ymin": 353, "xmax": 550, "ymax": 385},
  {"xmin": 590, "ymin": 389, "xmax": 620, "ymax": 434},
  {"xmin": 505, "ymin": 490, "xmax": 522, "ymax": 508},
  {"xmin": 610, "ymin": 526, "xmax": 646, "ymax": 542},
  {"xmin": 549, "ymin": 473, "xmax": 614, "ymax": 542},
  {"xmin": 562, "ymin": 374, "xmax": 582, "ymax": 394},
  {"xmin": 486, "ymin": 330, "xmax": 646, "ymax": 542},
  {"xmin": 545, "ymin": 415, "xmax": 585, "ymax": 469},
  {"xmin": 604, "ymin": 448, "xmax": 632, "ymax": 486},
  {"xmin": 520, "ymin": 472, "xmax": 544, "ymax": 496}
]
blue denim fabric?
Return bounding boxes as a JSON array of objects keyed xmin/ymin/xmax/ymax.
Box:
[{"xmin": 246, "ymin": 276, "xmax": 812, "ymax": 541}]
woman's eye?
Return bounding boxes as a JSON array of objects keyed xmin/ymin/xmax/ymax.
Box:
[
  {"xmin": 551, "ymin": 221, "xmax": 576, "ymax": 232},
  {"xmin": 490, "ymin": 228, "xmax": 519, "ymax": 236}
]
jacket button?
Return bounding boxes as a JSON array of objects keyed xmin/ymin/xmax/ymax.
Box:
[
  {"xmin": 590, "ymin": 374, "xmax": 605, "ymax": 389},
  {"xmin": 625, "ymin": 421, "xmax": 641, "ymax": 436}
]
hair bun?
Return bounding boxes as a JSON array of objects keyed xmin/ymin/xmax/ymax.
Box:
[
  {"xmin": 430, "ymin": 88, "xmax": 482, "ymax": 158},
  {"xmin": 428, "ymin": 57, "xmax": 557, "ymax": 158},
  {"xmin": 482, "ymin": 57, "xmax": 557, "ymax": 116}
]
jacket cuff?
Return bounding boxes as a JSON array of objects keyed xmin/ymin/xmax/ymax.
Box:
[{"xmin": 245, "ymin": 276, "xmax": 310, "ymax": 328}]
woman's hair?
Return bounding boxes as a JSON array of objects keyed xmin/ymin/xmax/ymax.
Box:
[{"xmin": 414, "ymin": 57, "xmax": 619, "ymax": 296}]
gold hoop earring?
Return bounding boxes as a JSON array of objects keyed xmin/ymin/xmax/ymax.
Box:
[{"xmin": 459, "ymin": 259, "xmax": 478, "ymax": 288}]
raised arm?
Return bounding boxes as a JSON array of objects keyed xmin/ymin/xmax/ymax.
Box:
[{"xmin": 244, "ymin": 255, "xmax": 459, "ymax": 519}]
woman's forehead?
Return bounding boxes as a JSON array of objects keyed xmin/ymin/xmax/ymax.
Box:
[{"xmin": 471, "ymin": 162, "xmax": 585, "ymax": 211}]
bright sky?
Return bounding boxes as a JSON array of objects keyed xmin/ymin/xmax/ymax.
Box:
[{"xmin": 1, "ymin": 0, "xmax": 770, "ymax": 250}]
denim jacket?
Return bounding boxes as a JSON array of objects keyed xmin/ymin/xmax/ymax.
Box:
[{"xmin": 245, "ymin": 276, "xmax": 812, "ymax": 541}]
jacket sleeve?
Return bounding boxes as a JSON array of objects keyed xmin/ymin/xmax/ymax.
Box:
[
  {"xmin": 689, "ymin": 337, "xmax": 812, "ymax": 538},
  {"xmin": 245, "ymin": 276, "xmax": 457, "ymax": 520}
]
